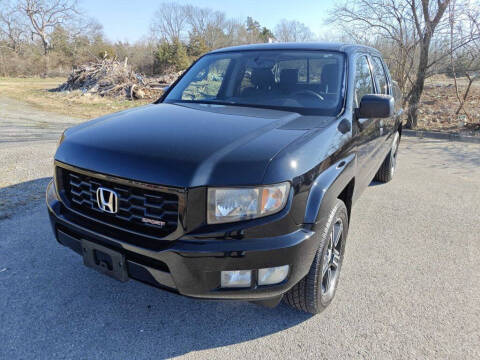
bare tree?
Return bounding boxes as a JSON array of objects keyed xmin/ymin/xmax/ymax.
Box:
[
  {"xmin": 448, "ymin": 0, "xmax": 480, "ymax": 120},
  {"xmin": 328, "ymin": 0, "xmax": 421, "ymax": 102},
  {"xmin": 223, "ymin": 18, "xmax": 250, "ymax": 46},
  {"xmin": 151, "ymin": 3, "xmax": 277, "ymax": 51},
  {"xmin": 14, "ymin": 0, "xmax": 82, "ymax": 55},
  {"xmin": 405, "ymin": 0, "xmax": 451, "ymax": 128},
  {"xmin": 185, "ymin": 5, "xmax": 229, "ymax": 49},
  {"xmin": 330, "ymin": 0, "xmax": 467, "ymax": 128},
  {"xmin": 151, "ymin": 2, "xmax": 188, "ymax": 43},
  {"xmin": 274, "ymin": 19, "xmax": 315, "ymax": 42},
  {"xmin": 0, "ymin": 2, "xmax": 26, "ymax": 52}
]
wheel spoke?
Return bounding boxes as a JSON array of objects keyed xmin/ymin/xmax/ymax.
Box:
[
  {"xmin": 333, "ymin": 221, "xmax": 343, "ymax": 247},
  {"xmin": 323, "ymin": 267, "xmax": 331, "ymax": 292},
  {"xmin": 332, "ymin": 250, "xmax": 340, "ymax": 268},
  {"xmin": 323, "ymin": 252, "xmax": 330, "ymax": 272},
  {"xmin": 327, "ymin": 228, "xmax": 335, "ymax": 250}
]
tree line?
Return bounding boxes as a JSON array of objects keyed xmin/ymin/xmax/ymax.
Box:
[
  {"xmin": 1, "ymin": 0, "xmax": 479, "ymax": 128},
  {"xmin": 0, "ymin": 1, "xmax": 314, "ymax": 77}
]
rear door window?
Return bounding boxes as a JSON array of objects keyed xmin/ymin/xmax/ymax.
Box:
[
  {"xmin": 354, "ymin": 55, "xmax": 374, "ymax": 106},
  {"xmin": 276, "ymin": 58, "xmax": 339, "ymax": 85},
  {"xmin": 371, "ymin": 56, "xmax": 389, "ymax": 95}
]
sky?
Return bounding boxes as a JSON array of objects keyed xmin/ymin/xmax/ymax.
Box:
[{"xmin": 81, "ymin": 0, "xmax": 337, "ymax": 43}]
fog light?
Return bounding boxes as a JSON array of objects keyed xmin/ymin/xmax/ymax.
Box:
[
  {"xmin": 258, "ymin": 265, "xmax": 289, "ymax": 285},
  {"xmin": 221, "ymin": 270, "xmax": 252, "ymax": 288}
]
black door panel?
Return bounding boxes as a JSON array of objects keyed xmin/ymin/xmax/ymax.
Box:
[
  {"xmin": 353, "ymin": 55, "xmax": 382, "ymax": 191},
  {"xmin": 370, "ymin": 55, "xmax": 396, "ymax": 158}
]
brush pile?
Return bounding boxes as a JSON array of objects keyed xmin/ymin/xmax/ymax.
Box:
[{"xmin": 54, "ymin": 58, "xmax": 178, "ymax": 100}]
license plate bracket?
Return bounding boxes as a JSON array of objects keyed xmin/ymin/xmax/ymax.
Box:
[{"xmin": 81, "ymin": 239, "xmax": 128, "ymax": 282}]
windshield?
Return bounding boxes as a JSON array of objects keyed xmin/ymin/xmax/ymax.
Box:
[{"xmin": 163, "ymin": 50, "xmax": 345, "ymax": 115}]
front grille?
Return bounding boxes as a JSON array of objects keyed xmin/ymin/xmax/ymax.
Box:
[{"xmin": 59, "ymin": 167, "xmax": 179, "ymax": 239}]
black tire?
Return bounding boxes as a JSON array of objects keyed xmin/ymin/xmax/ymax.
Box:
[
  {"xmin": 374, "ymin": 131, "xmax": 400, "ymax": 183},
  {"xmin": 284, "ymin": 199, "xmax": 348, "ymax": 314}
]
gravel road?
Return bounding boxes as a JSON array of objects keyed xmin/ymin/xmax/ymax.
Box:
[
  {"xmin": 1, "ymin": 97, "xmax": 479, "ymax": 359},
  {"xmin": 0, "ymin": 96, "xmax": 81, "ymax": 219}
]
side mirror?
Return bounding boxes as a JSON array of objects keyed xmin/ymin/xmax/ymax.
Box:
[{"xmin": 358, "ymin": 94, "xmax": 394, "ymax": 118}]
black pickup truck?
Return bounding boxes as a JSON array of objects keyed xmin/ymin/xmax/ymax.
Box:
[{"xmin": 47, "ymin": 42, "xmax": 402, "ymax": 314}]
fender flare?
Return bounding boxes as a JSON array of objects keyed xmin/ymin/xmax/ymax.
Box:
[{"xmin": 303, "ymin": 153, "xmax": 356, "ymax": 225}]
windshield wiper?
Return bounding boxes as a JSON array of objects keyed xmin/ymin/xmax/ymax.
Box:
[{"xmin": 173, "ymin": 99, "xmax": 244, "ymax": 107}]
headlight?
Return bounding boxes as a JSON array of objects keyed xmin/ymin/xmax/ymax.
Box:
[{"xmin": 207, "ymin": 182, "xmax": 290, "ymax": 224}]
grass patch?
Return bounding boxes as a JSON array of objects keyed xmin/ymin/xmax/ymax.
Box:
[{"xmin": 0, "ymin": 77, "xmax": 152, "ymax": 119}]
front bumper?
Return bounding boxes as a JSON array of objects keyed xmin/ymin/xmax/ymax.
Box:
[{"xmin": 47, "ymin": 180, "xmax": 317, "ymax": 301}]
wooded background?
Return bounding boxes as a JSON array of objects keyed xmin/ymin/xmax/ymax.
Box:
[{"xmin": 1, "ymin": 0, "xmax": 479, "ymax": 129}]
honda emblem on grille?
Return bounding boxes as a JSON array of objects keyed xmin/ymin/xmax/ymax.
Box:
[{"xmin": 96, "ymin": 187, "xmax": 118, "ymax": 214}]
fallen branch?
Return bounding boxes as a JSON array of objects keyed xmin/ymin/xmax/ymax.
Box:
[{"xmin": 54, "ymin": 58, "xmax": 181, "ymax": 100}]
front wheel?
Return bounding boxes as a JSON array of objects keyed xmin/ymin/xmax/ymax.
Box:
[
  {"xmin": 374, "ymin": 131, "xmax": 400, "ymax": 183},
  {"xmin": 284, "ymin": 199, "xmax": 348, "ymax": 314}
]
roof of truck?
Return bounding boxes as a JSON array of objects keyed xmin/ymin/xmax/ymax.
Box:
[{"xmin": 209, "ymin": 42, "xmax": 381, "ymax": 56}]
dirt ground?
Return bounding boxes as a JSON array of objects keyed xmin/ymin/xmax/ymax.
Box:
[
  {"xmin": 0, "ymin": 77, "xmax": 151, "ymax": 119},
  {"xmin": 418, "ymin": 75, "xmax": 480, "ymax": 136}
]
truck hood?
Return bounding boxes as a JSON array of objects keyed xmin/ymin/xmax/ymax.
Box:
[{"xmin": 56, "ymin": 103, "xmax": 326, "ymax": 187}]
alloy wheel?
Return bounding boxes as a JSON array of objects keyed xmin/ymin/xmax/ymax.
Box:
[
  {"xmin": 391, "ymin": 132, "xmax": 400, "ymax": 173},
  {"xmin": 321, "ymin": 218, "xmax": 343, "ymax": 301}
]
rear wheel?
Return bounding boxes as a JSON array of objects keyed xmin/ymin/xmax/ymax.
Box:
[
  {"xmin": 284, "ymin": 199, "xmax": 348, "ymax": 314},
  {"xmin": 374, "ymin": 131, "xmax": 400, "ymax": 183}
]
